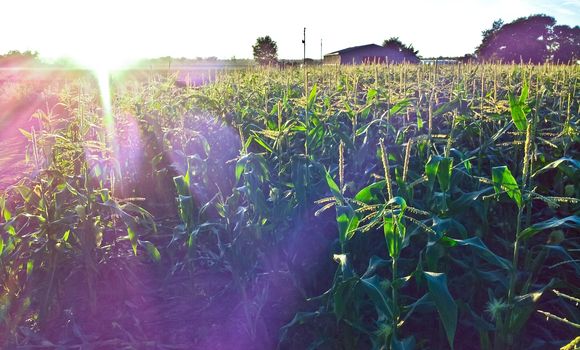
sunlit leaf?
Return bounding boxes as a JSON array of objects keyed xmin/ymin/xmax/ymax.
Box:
[
  {"xmin": 127, "ymin": 226, "xmax": 138, "ymax": 256},
  {"xmin": 389, "ymin": 99, "xmax": 411, "ymax": 116},
  {"xmin": 307, "ymin": 84, "xmax": 317, "ymax": 111},
  {"xmin": 425, "ymin": 156, "xmax": 440, "ymax": 191},
  {"xmin": 325, "ymin": 170, "xmax": 344, "ymax": 203},
  {"xmin": 492, "ymin": 166, "xmax": 522, "ymax": 208},
  {"xmin": 139, "ymin": 240, "xmax": 161, "ymax": 262},
  {"xmin": 355, "ymin": 180, "xmax": 386, "ymax": 204},
  {"xmin": 508, "ymin": 90, "xmax": 527, "ymax": 132}
]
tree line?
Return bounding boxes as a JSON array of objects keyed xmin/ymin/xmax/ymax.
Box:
[
  {"xmin": 473, "ymin": 14, "xmax": 579, "ymax": 64},
  {"xmin": 253, "ymin": 14, "xmax": 579, "ymax": 65}
]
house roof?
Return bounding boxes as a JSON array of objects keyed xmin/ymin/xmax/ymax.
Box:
[
  {"xmin": 324, "ymin": 43, "xmax": 420, "ymax": 63},
  {"xmin": 325, "ymin": 44, "xmax": 383, "ymax": 55}
]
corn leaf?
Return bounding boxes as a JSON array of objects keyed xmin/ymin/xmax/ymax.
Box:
[
  {"xmin": 424, "ymin": 271, "xmax": 457, "ymax": 349},
  {"xmin": 360, "ymin": 275, "xmax": 393, "ymax": 318},
  {"xmin": 437, "ymin": 157, "xmax": 453, "ymax": 192},
  {"xmin": 492, "ymin": 166, "xmax": 522, "ymax": 208},
  {"xmin": 392, "ymin": 337, "xmax": 416, "ymax": 350},
  {"xmin": 173, "ymin": 176, "xmax": 190, "ymax": 196},
  {"xmin": 127, "ymin": 226, "xmax": 138, "ymax": 256},
  {"xmin": 532, "ymin": 157, "xmax": 580, "ymax": 178},
  {"xmin": 425, "ymin": 156, "xmax": 453, "ymax": 192},
  {"xmin": 307, "ymin": 84, "xmax": 317, "ymax": 111},
  {"xmin": 355, "ymin": 180, "xmax": 386, "ymax": 204},
  {"xmin": 139, "ymin": 240, "xmax": 161, "ymax": 262},
  {"xmin": 325, "ymin": 171, "xmax": 344, "ymax": 203},
  {"xmin": 518, "ymin": 216, "xmax": 580, "ymax": 240},
  {"xmin": 425, "ymin": 156, "xmax": 440, "ymax": 190},
  {"xmin": 334, "ymin": 277, "xmax": 357, "ymax": 321},
  {"xmin": 508, "ymin": 91, "xmax": 528, "ymax": 132},
  {"xmin": 442, "ymin": 237, "xmax": 511, "ymax": 270}
]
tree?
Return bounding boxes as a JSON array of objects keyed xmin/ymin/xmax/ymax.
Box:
[
  {"xmin": 382, "ymin": 37, "xmax": 420, "ymax": 62},
  {"xmin": 551, "ymin": 25, "xmax": 580, "ymax": 63},
  {"xmin": 474, "ymin": 14, "xmax": 580, "ymax": 64},
  {"xmin": 0, "ymin": 50, "xmax": 40, "ymax": 66},
  {"xmin": 480, "ymin": 19, "xmax": 504, "ymax": 45},
  {"xmin": 253, "ymin": 36, "xmax": 278, "ymax": 66},
  {"xmin": 459, "ymin": 53, "xmax": 476, "ymax": 63}
]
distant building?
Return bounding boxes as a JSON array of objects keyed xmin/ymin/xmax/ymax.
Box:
[{"xmin": 323, "ymin": 44, "xmax": 419, "ymax": 65}]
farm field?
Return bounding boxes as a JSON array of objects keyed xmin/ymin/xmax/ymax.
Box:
[{"xmin": 0, "ymin": 64, "xmax": 579, "ymax": 349}]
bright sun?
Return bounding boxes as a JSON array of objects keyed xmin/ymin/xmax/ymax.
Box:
[
  {"xmin": 72, "ymin": 48, "xmax": 135, "ymax": 73},
  {"xmin": 69, "ymin": 49, "xmax": 132, "ymax": 144}
]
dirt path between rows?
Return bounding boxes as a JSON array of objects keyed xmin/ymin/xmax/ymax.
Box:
[
  {"xmin": 0, "ymin": 87, "xmax": 43, "ymax": 191},
  {"xmin": 0, "ymin": 136, "xmax": 28, "ymax": 190}
]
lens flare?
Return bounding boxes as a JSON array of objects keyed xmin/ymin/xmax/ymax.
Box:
[
  {"xmin": 73, "ymin": 52, "xmax": 136, "ymax": 195},
  {"xmin": 95, "ymin": 68, "xmax": 114, "ymax": 136}
]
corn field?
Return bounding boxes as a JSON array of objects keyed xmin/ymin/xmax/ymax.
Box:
[{"xmin": 0, "ymin": 63, "xmax": 579, "ymax": 349}]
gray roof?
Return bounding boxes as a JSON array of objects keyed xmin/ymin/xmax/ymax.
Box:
[{"xmin": 326, "ymin": 44, "xmax": 383, "ymax": 55}]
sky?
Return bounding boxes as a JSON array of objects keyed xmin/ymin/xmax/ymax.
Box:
[{"xmin": 1, "ymin": 0, "xmax": 579, "ymax": 68}]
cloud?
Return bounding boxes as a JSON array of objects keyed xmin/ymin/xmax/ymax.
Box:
[{"xmin": 561, "ymin": 0, "xmax": 580, "ymax": 7}]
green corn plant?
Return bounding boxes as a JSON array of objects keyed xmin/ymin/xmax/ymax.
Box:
[
  {"xmin": 173, "ymin": 171, "xmax": 198, "ymax": 251},
  {"xmin": 312, "ymin": 137, "xmax": 459, "ymax": 349},
  {"xmin": 0, "ymin": 79, "xmax": 160, "ymax": 337},
  {"xmin": 355, "ymin": 139, "xmax": 458, "ymax": 349},
  {"xmin": 235, "ymin": 152, "xmax": 271, "ymax": 229},
  {"xmin": 1, "ymin": 63, "xmax": 579, "ymax": 349},
  {"xmin": 480, "ymin": 80, "xmax": 580, "ymax": 350}
]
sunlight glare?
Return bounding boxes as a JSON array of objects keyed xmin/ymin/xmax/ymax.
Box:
[{"xmin": 95, "ymin": 67, "xmax": 114, "ymax": 128}]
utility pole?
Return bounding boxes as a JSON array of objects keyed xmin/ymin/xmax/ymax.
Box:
[
  {"xmin": 302, "ymin": 27, "xmax": 306, "ymax": 65},
  {"xmin": 320, "ymin": 38, "xmax": 323, "ymax": 63}
]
